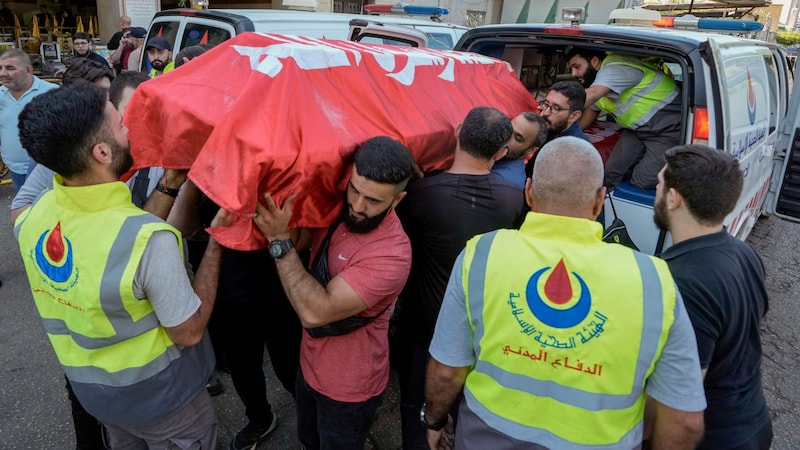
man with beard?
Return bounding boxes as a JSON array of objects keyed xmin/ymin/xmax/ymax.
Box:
[
  {"xmin": 14, "ymin": 83, "xmax": 226, "ymax": 448},
  {"xmin": 567, "ymin": 48, "xmax": 682, "ymax": 190},
  {"xmin": 253, "ymin": 136, "xmax": 415, "ymax": 449},
  {"xmin": 0, "ymin": 49, "xmax": 58, "ymax": 190},
  {"xmin": 525, "ymin": 81, "xmax": 592, "ymax": 180},
  {"xmin": 655, "ymin": 145, "xmax": 772, "ymax": 450},
  {"xmin": 491, "ymin": 111, "xmax": 548, "ymax": 190},
  {"xmin": 539, "ymin": 81, "xmax": 590, "ymax": 143},
  {"xmin": 146, "ymin": 37, "xmax": 175, "ymax": 78},
  {"xmin": 71, "ymin": 33, "xmax": 110, "ymax": 67}
]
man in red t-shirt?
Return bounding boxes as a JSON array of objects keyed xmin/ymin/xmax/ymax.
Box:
[{"xmin": 253, "ymin": 136, "xmax": 414, "ymax": 449}]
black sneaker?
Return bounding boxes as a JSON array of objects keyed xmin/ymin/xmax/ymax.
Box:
[
  {"xmin": 229, "ymin": 412, "xmax": 278, "ymax": 450},
  {"xmin": 206, "ymin": 374, "xmax": 224, "ymax": 397}
]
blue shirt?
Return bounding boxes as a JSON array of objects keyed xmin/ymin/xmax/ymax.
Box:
[
  {"xmin": 558, "ymin": 121, "xmax": 591, "ymax": 143},
  {"xmin": 0, "ymin": 76, "xmax": 58, "ymax": 174},
  {"xmin": 490, "ymin": 159, "xmax": 526, "ymax": 191}
]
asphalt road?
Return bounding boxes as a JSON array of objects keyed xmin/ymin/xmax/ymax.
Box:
[{"xmin": 1, "ymin": 177, "xmax": 798, "ymax": 449}]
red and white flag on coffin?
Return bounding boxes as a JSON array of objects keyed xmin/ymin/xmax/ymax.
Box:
[{"xmin": 124, "ymin": 32, "xmax": 538, "ymax": 250}]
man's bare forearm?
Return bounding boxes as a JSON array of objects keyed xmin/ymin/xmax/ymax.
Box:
[
  {"xmin": 650, "ymin": 402, "xmax": 704, "ymax": 450},
  {"xmin": 425, "ymin": 359, "xmax": 470, "ymax": 424},
  {"xmin": 192, "ymin": 238, "xmax": 221, "ymax": 326},
  {"xmin": 273, "ymin": 247, "xmax": 341, "ymax": 328}
]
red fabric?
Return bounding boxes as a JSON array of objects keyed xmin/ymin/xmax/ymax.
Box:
[
  {"xmin": 301, "ymin": 211, "xmax": 410, "ymax": 402},
  {"xmin": 124, "ymin": 32, "xmax": 538, "ymax": 250},
  {"xmin": 584, "ymin": 121, "xmax": 622, "ymax": 164}
]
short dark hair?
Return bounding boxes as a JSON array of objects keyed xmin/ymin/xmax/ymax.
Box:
[
  {"xmin": 663, "ymin": 144, "xmax": 743, "ymax": 226},
  {"xmin": 174, "ymin": 45, "xmax": 209, "ymax": 68},
  {"xmin": 520, "ymin": 112, "xmax": 549, "ymax": 149},
  {"xmin": 72, "ymin": 32, "xmax": 91, "ymax": 42},
  {"xmin": 566, "ymin": 48, "xmax": 606, "ymax": 65},
  {"xmin": 459, "ymin": 106, "xmax": 513, "ymax": 161},
  {"xmin": 18, "ymin": 84, "xmax": 109, "ymax": 178},
  {"xmin": 62, "ymin": 58, "xmax": 114, "ymax": 86},
  {"xmin": 109, "ymin": 71, "xmax": 149, "ymax": 108},
  {"xmin": 354, "ymin": 136, "xmax": 415, "ymax": 189},
  {"xmin": 549, "ymin": 80, "xmax": 586, "ymax": 111}
]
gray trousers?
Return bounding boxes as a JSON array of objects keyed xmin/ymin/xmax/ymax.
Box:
[
  {"xmin": 604, "ymin": 105, "xmax": 683, "ymax": 190},
  {"xmin": 103, "ymin": 389, "xmax": 218, "ymax": 449}
]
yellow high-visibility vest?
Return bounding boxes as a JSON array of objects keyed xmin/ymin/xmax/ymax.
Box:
[
  {"xmin": 461, "ymin": 213, "xmax": 676, "ymax": 447},
  {"xmin": 14, "ymin": 176, "xmax": 212, "ymax": 427},
  {"xmin": 595, "ymin": 54, "xmax": 679, "ymax": 129}
]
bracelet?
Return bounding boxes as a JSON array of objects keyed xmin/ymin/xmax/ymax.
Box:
[{"xmin": 155, "ymin": 182, "xmax": 180, "ymax": 198}]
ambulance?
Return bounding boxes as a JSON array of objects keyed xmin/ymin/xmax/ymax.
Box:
[
  {"xmin": 142, "ymin": 6, "xmax": 467, "ymax": 66},
  {"xmin": 449, "ymin": 8, "xmax": 798, "ymax": 255}
]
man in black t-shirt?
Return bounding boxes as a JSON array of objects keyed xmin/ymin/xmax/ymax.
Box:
[
  {"xmin": 393, "ymin": 106, "xmax": 523, "ymax": 449},
  {"xmin": 655, "ymin": 144, "xmax": 772, "ymax": 450}
]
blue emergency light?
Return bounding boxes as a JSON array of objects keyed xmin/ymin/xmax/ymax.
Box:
[
  {"xmin": 364, "ymin": 3, "xmax": 448, "ymax": 16},
  {"xmin": 654, "ymin": 15, "xmax": 763, "ymax": 32}
]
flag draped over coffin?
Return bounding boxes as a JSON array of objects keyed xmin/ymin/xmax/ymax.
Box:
[{"xmin": 124, "ymin": 32, "xmax": 538, "ymax": 250}]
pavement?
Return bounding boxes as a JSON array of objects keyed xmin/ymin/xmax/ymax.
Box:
[{"xmin": 1, "ymin": 172, "xmax": 799, "ymax": 449}]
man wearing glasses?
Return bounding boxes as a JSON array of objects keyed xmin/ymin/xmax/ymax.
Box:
[
  {"xmin": 538, "ymin": 81, "xmax": 591, "ymax": 144},
  {"xmin": 71, "ymin": 32, "xmax": 109, "ymax": 67},
  {"xmin": 526, "ymin": 81, "xmax": 592, "ymax": 179}
]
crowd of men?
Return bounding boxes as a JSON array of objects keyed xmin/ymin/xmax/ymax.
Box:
[{"xmin": 1, "ymin": 32, "xmax": 773, "ymax": 450}]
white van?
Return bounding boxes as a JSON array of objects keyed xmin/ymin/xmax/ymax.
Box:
[
  {"xmin": 449, "ymin": 13, "xmax": 797, "ymax": 255},
  {"xmin": 142, "ymin": 8, "xmax": 467, "ymax": 66}
]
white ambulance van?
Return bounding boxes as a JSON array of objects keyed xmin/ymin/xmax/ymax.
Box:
[
  {"xmin": 451, "ymin": 11, "xmax": 797, "ymax": 254},
  {"xmin": 142, "ymin": 7, "xmax": 467, "ymax": 68}
]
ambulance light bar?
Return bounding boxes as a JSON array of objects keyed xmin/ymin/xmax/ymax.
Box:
[
  {"xmin": 653, "ymin": 15, "xmax": 763, "ymax": 32},
  {"xmin": 364, "ymin": 3, "xmax": 448, "ymax": 16}
]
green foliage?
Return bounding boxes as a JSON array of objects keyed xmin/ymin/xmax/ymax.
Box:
[{"xmin": 776, "ymin": 31, "xmax": 800, "ymax": 46}]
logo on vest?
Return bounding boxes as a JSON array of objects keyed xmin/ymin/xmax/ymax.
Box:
[
  {"xmin": 746, "ymin": 68, "xmax": 757, "ymax": 126},
  {"xmin": 507, "ymin": 258, "xmax": 607, "ymax": 349},
  {"xmin": 33, "ymin": 222, "xmax": 79, "ymax": 291}
]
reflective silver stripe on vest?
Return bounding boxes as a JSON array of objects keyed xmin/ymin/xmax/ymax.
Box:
[
  {"xmin": 603, "ymin": 55, "xmax": 678, "ymax": 128},
  {"xmin": 63, "ymin": 344, "xmax": 182, "ymax": 386},
  {"xmin": 466, "ymin": 233, "xmax": 663, "ymax": 446},
  {"xmin": 40, "ymin": 214, "xmax": 162, "ymax": 350},
  {"xmin": 462, "ymin": 389, "xmax": 643, "ymax": 450}
]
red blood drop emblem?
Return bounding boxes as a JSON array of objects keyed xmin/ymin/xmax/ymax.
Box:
[
  {"xmin": 544, "ymin": 259, "xmax": 572, "ymax": 305},
  {"xmin": 46, "ymin": 222, "xmax": 65, "ymax": 263}
]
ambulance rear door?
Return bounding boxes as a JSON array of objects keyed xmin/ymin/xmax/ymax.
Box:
[
  {"xmin": 706, "ymin": 37, "xmax": 790, "ymax": 236},
  {"xmin": 767, "ymin": 66, "xmax": 800, "ymax": 222}
]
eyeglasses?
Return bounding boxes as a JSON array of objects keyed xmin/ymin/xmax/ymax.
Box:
[
  {"xmin": 538, "ymin": 100, "xmax": 570, "ymax": 114},
  {"xmin": 73, "ymin": 41, "xmax": 90, "ymax": 47}
]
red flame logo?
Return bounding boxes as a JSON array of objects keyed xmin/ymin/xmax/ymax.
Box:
[
  {"xmin": 46, "ymin": 222, "xmax": 66, "ymax": 263},
  {"xmin": 544, "ymin": 259, "xmax": 572, "ymax": 305}
]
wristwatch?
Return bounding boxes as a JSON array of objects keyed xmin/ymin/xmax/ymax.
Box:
[
  {"xmin": 419, "ymin": 402, "xmax": 447, "ymax": 431},
  {"xmin": 154, "ymin": 182, "xmax": 180, "ymax": 198},
  {"xmin": 268, "ymin": 239, "xmax": 294, "ymax": 259}
]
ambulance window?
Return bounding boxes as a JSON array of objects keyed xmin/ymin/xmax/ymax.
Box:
[
  {"xmin": 182, "ymin": 24, "xmax": 231, "ymax": 50},
  {"xmin": 664, "ymin": 63, "xmax": 682, "ymax": 82},
  {"xmin": 357, "ymin": 36, "xmax": 415, "ymax": 47},
  {"xmin": 764, "ymin": 53, "xmax": 779, "ymax": 132},
  {"xmin": 147, "ymin": 22, "xmax": 179, "ymax": 48},
  {"xmin": 424, "ymin": 33, "xmax": 453, "ymax": 50}
]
